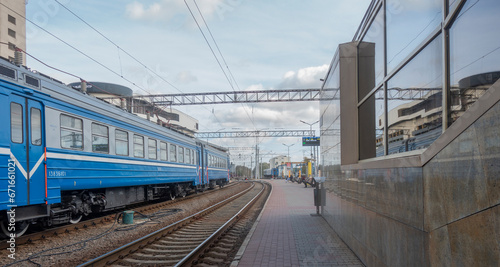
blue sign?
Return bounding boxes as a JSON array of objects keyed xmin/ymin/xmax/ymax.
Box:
[{"xmin": 302, "ymin": 136, "xmax": 320, "ymax": 146}]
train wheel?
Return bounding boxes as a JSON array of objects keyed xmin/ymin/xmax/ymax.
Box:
[
  {"xmin": 70, "ymin": 213, "xmax": 83, "ymax": 224},
  {"xmin": 169, "ymin": 192, "xmax": 176, "ymax": 200},
  {"xmin": 1, "ymin": 220, "xmax": 29, "ymax": 238}
]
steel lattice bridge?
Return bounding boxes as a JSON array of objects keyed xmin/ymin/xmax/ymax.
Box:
[
  {"xmin": 103, "ymin": 88, "xmax": 335, "ymax": 106},
  {"xmin": 100, "ymin": 87, "xmax": 442, "ymax": 107},
  {"xmin": 195, "ymin": 130, "xmax": 315, "ymax": 139}
]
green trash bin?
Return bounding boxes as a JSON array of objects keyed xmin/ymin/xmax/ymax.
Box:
[{"xmin": 123, "ymin": 210, "xmax": 134, "ymax": 224}]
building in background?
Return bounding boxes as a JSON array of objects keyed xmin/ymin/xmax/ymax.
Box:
[
  {"xmin": 269, "ymin": 155, "xmax": 289, "ymax": 169},
  {"xmin": 69, "ymin": 81, "xmax": 199, "ymax": 136},
  {"xmin": 0, "ymin": 0, "xmax": 26, "ymax": 65}
]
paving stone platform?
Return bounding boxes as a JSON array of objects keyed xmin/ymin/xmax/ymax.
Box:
[{"xmin": 232, "ymin": 179, "xmax": 364, "ymax": 267}]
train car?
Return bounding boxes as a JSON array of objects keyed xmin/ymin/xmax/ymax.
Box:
[{"xmin": 0, "ymin": 58, "xmax": 229, "ymax": 237}]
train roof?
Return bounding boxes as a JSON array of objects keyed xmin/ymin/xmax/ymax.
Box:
[{"xmin": 0, "ymin": 57, "xmax": 227, "ymax": 153}]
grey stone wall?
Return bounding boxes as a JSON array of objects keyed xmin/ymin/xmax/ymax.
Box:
[{"xmin": 323, "ymin": 99, "xmax": 500, "ymax": 266}]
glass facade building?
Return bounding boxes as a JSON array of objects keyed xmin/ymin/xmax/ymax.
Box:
[
  {"xmin": 322, "ymin": 0, "xmax": 500, "ymax": 161},
  {"xmin": 319, "ymin": 1, "xmax": 500, "ymax": 266}
]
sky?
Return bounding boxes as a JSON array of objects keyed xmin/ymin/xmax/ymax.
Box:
[{"xmin": 25, "ymin": 0, "xmax": 371, "ymax": 166}]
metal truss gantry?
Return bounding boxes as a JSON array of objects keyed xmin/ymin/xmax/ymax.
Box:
[
  {"xmin": 195, "ymin": 130, "xmax": 315, "ymax": 139},
  {"xmin": 100, "ymin": 87, "xmax": 442, "ymax": 108},
  {"xmin": 103, "ymin": 88, "xmax": 334, "ymax": 106}
]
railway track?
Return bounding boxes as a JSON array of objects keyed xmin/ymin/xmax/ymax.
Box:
[
  {"xmin": 79, "ymin": 181, "xmax": 269, "ymax": 266},
  {"xmin": 0, "ymin": 182, "xmax": 242, "ymax": 250}
]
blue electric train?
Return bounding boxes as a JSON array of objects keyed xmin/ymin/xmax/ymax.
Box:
[{"xmin": 0, "ymin": 58, "xmax": 229, "ymax": 237}]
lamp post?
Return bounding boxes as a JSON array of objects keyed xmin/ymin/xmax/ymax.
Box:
[
  {"xmin": 282, "ymin": 143, "xmax": 294, "ymax": 179},
  {"xmin": 300, "ymin": 120, "xmax": 319, "ymax": 176}
]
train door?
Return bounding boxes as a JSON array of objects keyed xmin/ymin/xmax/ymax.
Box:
[
  {"xmin": 9, "ymin": 94, "xmax": 45, "ymax": 206},
  {"xmin": 197, "ymin": 144, "xmax": 206, "ymax": 186}
]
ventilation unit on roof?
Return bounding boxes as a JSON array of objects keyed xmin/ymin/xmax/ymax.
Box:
[
  {"xmin": 25, "ymin": 75, "xmax": 40, "ymax": 88},
  {"xmin": 0, "ymin": 65, "xmax": 16, "ymax": 79}
]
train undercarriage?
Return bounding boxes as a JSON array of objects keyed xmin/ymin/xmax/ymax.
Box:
[{"xmin": 0, "ymin": 179, "xmax": 228, "ymax": 238}]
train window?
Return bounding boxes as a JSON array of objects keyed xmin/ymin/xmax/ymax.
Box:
[
  {"xmin": 10, "ymin": 103, "xmax": 23, "ymax": 144},
  {"xmin": 133, "ymin": 135, "xmax": 144, "ymax": 158},
  {"xmin": 160, "ymin": 142, "xmax": 167, "ymax": 161},
  {"xmin": 60, "ymin": 114, "xmax": 83, "ymax": 150},
  {"xmin": 191, "ymin": 150, "xmax": 195, "ymax": 165},
  {"xmin": 178, "ymin": 147, "xmax": 184, "ymax": 163},
  {"xmin": 115, "ymin": 129, "xmax": 128, "ymax": 156},
  {"xmin": 91, "ymin": 123, "xmax": 109, "ymax": 153},
  {"xmin": 185, "ymin": 148, "xmax": 190, "ymax": 164},
  {"xmin": 148, "ymin": 139, "xmax": 157, "ymax": 160},
  {"xmin": 169, "ymin": 144, "xmax": 177, "ymax": 162},
  {"xmin": 31, "ymin": 108, "xmax": 42, "ymax": 146}
]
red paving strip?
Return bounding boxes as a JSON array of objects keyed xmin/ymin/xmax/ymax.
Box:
[{"xmin": 235, "ymin": 179, "xmax": 364, "ymax": 267}]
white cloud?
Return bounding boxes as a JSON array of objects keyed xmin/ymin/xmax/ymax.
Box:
[
  {"xmin": 278, "ymin": 64, "xmax": 329, "ymax": 88},
  {"xmin": 175, "ymin": 71, "xmax": 198, "ymax": 84},
  {"xmin": 125, "ymin": 0, "xmax": 226, "ymax": 22}
]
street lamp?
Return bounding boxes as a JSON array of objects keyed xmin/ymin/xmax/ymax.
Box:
[
  {"xmin": 300, "ymin": 120, "xmax": 319, "ymax": 136},
  {"xmin": 282, "ymin": 143, "xmax": 294, "ymax": 179},
  {"xmin": 282, "ymin": 143, "xmax": 294, "ymax": 159},
  {"xmin": 300, "ymin": 120, "xmax": 319, "ymax": 176}
]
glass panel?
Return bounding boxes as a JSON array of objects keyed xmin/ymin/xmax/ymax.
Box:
[
  {"xmin": 61, "ymin": 129, "xmax": 83, "ymax": 149},
  {"xmin": 92, "ymin": 136, "xmax": 109, "ymax": 153},
  {"xmin": 92, "ymin": 123, "xmax": 109, "ymax": 153},
  {"xmin": 11, "ymin": 103, "xmax": 23, "ymax": 144},
  {"xmin": 115, "ymin": 130, "xmax": 128, "ymax": 156},
  {"xmin": 191, "ymin": 150, "xmax": 195, "ymax": 164},
  {"xmin": 170, "ymin": 144, "xmax": 177, "ymax": 162},
  {"xmin": 361, "ymin": 8, "xmax": 385, "ymax": 90},
  {"xmin": 61, "ymin": 114, "xmax": 82, "ymax": 130},
  {"xmin": 31, "ymin": 108, "xmax": 42, "ymax": 146},
  {"xmin": 178, "ymin": 147, "xmax": 184, "ymax": 163},
  {"xmin": 449, "ymin": 0, "xmax": 500, "ymax": 125},
  {"xmin": 387, "ymin": 35, "xmax": 442, "ymax": 155},
  {"xmin": 321, "ymin": 56, "xmax": 341, "ymax": 180},
  {"xmin": 359, "ymin": 88, "xmax": 385, "ymax": 159},
  {"xmin": 185, "ymin": 149, "xmax": 190, "ymax": 164},
  {"xmin": 133, "ymin": 135, "xmax": 144, "ymax": 158},
  {"xmin": 60, "ymin": 115, "xmax": 83, "ymax": 149},
  {"xmin": 386, "ymin": 0, "xmax": 442, "ymax": 72},
  {"xmin": 148, "ymin": 139, "xmax": 157, "ymax": 159},
  {"xmin": 160, "ymin": 142, "xmax": 167, "ymax": 161},
  {"xmin": 92, "ymin": 123, "xmax": 108, "ymax": 136},
  {"xmin": 116, "ymin": 129, "xmax": 128, "ymax": 141}
]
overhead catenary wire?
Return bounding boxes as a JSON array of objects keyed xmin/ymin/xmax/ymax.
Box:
[
  {"xmin": 0, "ymin": 2, "xmax": 152, "ymax": 96},
  {"xmin": 53, "ymin": 0, "xmax": 183, "ymax": 95},
  {"xmin": 52, "ymin": 0, "xmax": 226, "ymax": 131},
  {"xmin": 184, "ymin": 0, "xmax": 257, "ymax": 130}
]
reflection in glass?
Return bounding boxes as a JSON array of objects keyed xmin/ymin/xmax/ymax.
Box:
[
  {"xmin": 133, "ymin": 135, "xmax": 144, "ymax": 158},
  {"xmin": 387, "ymin": 35, "xmax": 442, "ymax": 155},
  {"xmin": 61, "ymin": 115, "xmax": 83, "ymax": 149},
  {"xmin": 11, "ymin": 103, "xmax": 23, "ymax": 144},
  {"xmin": 359, "ymin": 88, "xmax": 384, "ymax": 158},
  {"xmin": 160, "ymin": 142, "xmax": 167, "ymax": 161},
  {"xmin": 386, "ymin": 0, "xmax": 441, "ymax": 73},
  {"xmin": 61, "ymin": 130, "xmax": 83, "ymax": 149},
  {"xmin": 178, "ymin": 147, "xmax": 184, "ymax": 163},
  {"xmin": 92, "ymin": 123, "xmax": 109, "ymax": 153},
  {"xmin": 115, "ymin": 130, "xmax": 128, "ymax": 156},
  {"xmin": 31, "ymin": 108, "xmax": 42, "ymax": 146},
  {"xmin": 320, "ymin": 56, "xmax": 340, "ymax": 185},
  {"xmin": 170, "ymin": 144, "xmax": 177, "ymax": 162},
  {"xmin": 361, "ymin": 8, "xmax": 385, "ymax": 88},
  {"xmin": 148, "ymin": 139, "xmax": 157, "ymax": 160},
  {"xmin": 449, "ymin": 0, "xmax": 500, "ymax": 125}
]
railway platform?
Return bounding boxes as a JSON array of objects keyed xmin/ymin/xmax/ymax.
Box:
[{"xmin": 232, "ymin": 179, "xmax": 364, "ymax": 267}]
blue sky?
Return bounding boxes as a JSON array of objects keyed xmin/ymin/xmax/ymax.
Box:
[{"xmin": 25, "ymin": 0, "xmax": 371, "ymax": 164}]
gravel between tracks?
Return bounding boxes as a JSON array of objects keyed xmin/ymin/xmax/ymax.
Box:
[{"xmin": 0, "ymin": 182, "xmax": 249, "ymax": 267}]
